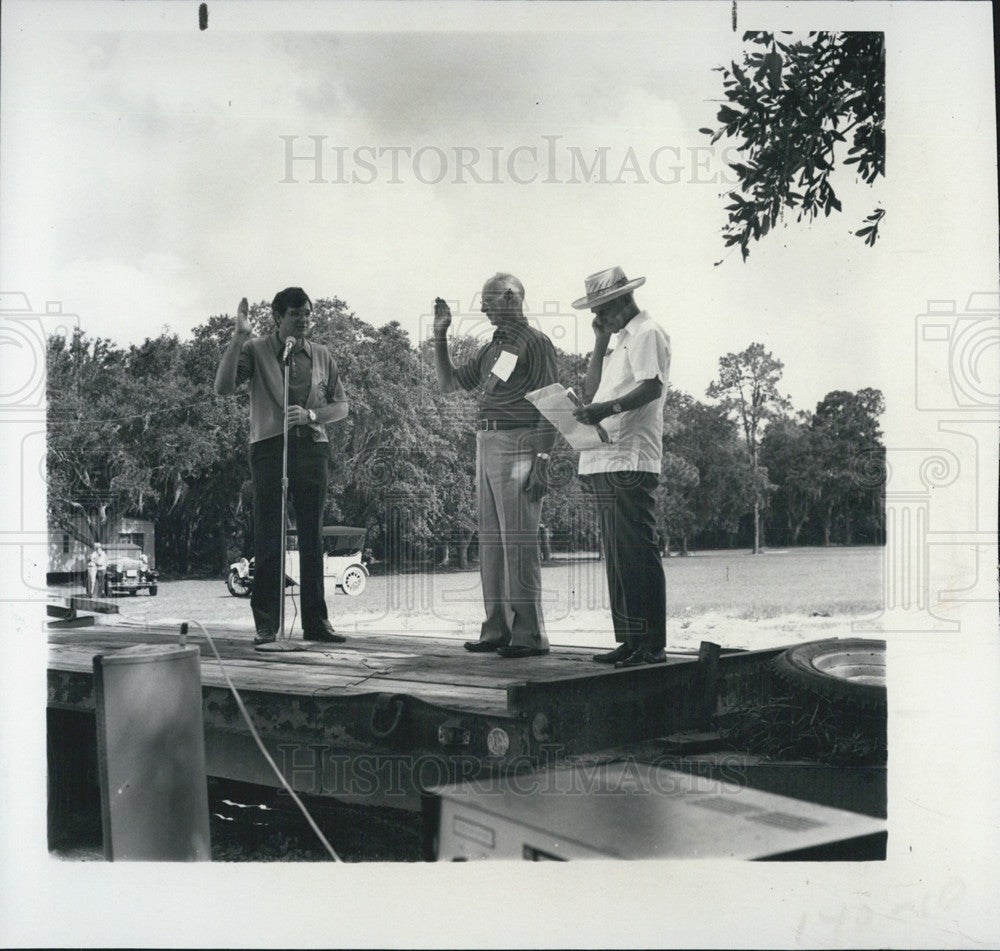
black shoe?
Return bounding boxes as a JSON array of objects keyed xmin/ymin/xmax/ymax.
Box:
[
  {"xmin": 593, "ymin": 643, "xmax": 633, "ymax": 664},
  {"xmin": 253, "ymin": 628, "xmax": 276, "ymax": 646},
  {"xmin": 496, "ymin": 645, "xmax": 550, "ymax": 659},
  {"xmin": 303, "ymin": 620, "xmax": 346, "ymax": 644},
  {"xmin": 615, "ymin": 647, "xmax": 668, "ymax": 668},
  {"xmin": 464, "ymin": 639, "xmax": 505, "ymax": 653}
]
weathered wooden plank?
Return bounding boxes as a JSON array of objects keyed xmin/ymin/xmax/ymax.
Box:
[
  {"xmin": 67, "ymin": 596, "xmax": 119, "ymax": 614},
  {"xmin": 47, "ymin": 616, "xmax": 96, "ymax": 629},
  {"xmin": 48, "ymin": 642, "xmax": 512, "ymax": 715},
  {"xmin": 47, "ymin": 623, "xmax": 601, "ymax": 689}
]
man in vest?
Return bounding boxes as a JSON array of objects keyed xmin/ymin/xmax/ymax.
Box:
[{"xmin": 215, "ymin": 288, "xmax": 349, "ymax": 648}]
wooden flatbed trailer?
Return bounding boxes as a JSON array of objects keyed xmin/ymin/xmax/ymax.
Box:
[{"xmin": 47, "ymin": 619, "xmax": 783, "ymax": 812}]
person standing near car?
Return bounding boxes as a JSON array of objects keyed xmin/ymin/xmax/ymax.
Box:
[
  {"xmin": 433, "ymin": 273, "xmax": 557, "ymax": 659},
  {"xmin": 571, "ymin": 267, "xmax": 670, "ymax": 668},
  {"xmin": 215, "ymin": 289, "xmax": 349, "ymax": 648},
  {"xmin": 86, "ymin": 546, "xmax": 99, "ymax": 597},
  {"xmin": 93, "ymin": 543, "xmax": 107, "ymax": 598}
]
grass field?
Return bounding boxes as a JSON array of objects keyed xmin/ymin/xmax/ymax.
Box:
[
  {"xmin": 653, "ymin": 546, "xmax": 882, "ymax": 619},
  {"xmin": 73, "ymin": 545, "xmax": 884, "ymax": 652}
]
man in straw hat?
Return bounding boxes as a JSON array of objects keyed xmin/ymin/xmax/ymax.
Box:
[
  {"xmin": 433, "ymin": 273, "xmax": 557, "ymax": 658},
  {"xmin": 571, "ymin": 267, "xmax": 671, "ymax": 667}
]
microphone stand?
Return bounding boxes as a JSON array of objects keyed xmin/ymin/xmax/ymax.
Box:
[
  {"xmin": 279, "ymin": 343, "xmax": 292, "ymax": 644},
  {"xmin": 259, "ymin": 335, "xmax": 303, "ymax": 653}
]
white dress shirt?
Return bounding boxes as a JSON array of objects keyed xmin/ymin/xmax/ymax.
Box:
[{"xmin": 577, "ymin": 311, "xmax": 671, "ymax": 476}]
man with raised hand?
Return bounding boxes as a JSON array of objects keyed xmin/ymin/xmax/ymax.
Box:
[
  {"xmin": 215, "ymin": 289, "xmax": 348, "ymax": 649},
  {"xmin": 572, "ymin": 267, "xmax": 671, "ymax": 668},
  {"xmin": 433, "ymin": 273, "xmax": 557, "ymax": 658}
]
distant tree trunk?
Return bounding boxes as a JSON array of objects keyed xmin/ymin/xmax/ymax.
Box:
[
  {"xmin": 822, "ymin": 503, "xmax": 834, "ymax": 546},
  {"xmin": 386, "ymin": 509, "xmax": 402, "ymax": 570},
  {"xmin": 752, "ymin": 502, "xmax": 762, "ymax": 553},
  {"xmin": 438, "ymin": 543, "xmax": 450, "ymax": 567},
  {"xmin": 217, "ymin": 520, "xmax": 228, "ymax": 574},
  {"xmin": 457, "ymin": 529, "xmax": 473, "ymax": 569},
  {"xmin": 680, "ymin": 535, "xmax": 690, "ymax": 556},
  {"xmin": 539, "ymin": 524, "xmax": 552, "ymax": 562},
  {"xmin": 791, "ymin": 519, "xmax": 804, "ymax": 545}
]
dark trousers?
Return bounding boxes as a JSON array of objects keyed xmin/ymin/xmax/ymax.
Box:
[
  {"xmin": 250, "ymin": 434, "xmax": 330, "ymax": 636},
  {"xmin": 584, "ymin": 471, "xmax": 666, "ymax": 651}
]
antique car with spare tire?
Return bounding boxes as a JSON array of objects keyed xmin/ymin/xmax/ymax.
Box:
[{"xmin": 102, "ymin": 543, "xmax": 158, "ymax": 596}]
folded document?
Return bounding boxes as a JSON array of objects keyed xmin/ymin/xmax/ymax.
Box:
[{"xmin": 525, "ymin": 383, "xmax": 612, "ymax": 451}]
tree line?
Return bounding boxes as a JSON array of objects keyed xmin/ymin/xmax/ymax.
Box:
[{"xmin": 46, "ymin": 298, "xmax": 885, "ymax": 575}]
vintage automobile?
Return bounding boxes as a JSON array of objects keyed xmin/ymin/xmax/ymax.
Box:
[
  {"xmin": 227, "ymin": 525, "xmax": 370, "ymax": 598},
  {"xmin": 102, "ymin": 543, "xmax": 158, "ymax": 596}
]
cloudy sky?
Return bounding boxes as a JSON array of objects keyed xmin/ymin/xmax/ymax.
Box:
[
  {"xmin": 1, "ymin": 3, "xmax": 999, "ymax": 946},
  {"xmin": 3, "ymin": 0, "xmax": 995, "ymax": 439}
]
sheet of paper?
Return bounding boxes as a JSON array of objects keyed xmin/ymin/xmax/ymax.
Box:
[
  {"xmin": 525, "ymin": 383, "xmax": 612, "ymax": 451},
  {"xmin": 490, "ymin": 348, "xmax": 518, "ymax": 381}
]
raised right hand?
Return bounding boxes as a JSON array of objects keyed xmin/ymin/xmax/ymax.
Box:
[
  {"xmin": 236, "ymin": 297, "xmax": 251, "ymax": 336},
  {"xmin": 433, "ymin": 297, "xmax": 452, "ymax": 336}
]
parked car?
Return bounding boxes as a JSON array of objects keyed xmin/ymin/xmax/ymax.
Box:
[
  {"xmin": 103, "ymin": 544, "xmax": 158, "ymax": 596},
  {"xmin": 226, "ymin": 526, "xmax": 370, "ymax": 598}
]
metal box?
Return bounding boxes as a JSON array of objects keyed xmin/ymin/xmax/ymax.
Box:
[
  {"xmin": 429, "ymin": 762, "xmax": 886, "ymax": 861},
  {"xmin": 94, "ymin": 644, "xmax": 210, "ymax": 860}
]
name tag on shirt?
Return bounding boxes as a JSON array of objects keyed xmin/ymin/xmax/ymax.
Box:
[{"xmin": 490, "ymin": 348, "xmax": 518, "ymax": 382}]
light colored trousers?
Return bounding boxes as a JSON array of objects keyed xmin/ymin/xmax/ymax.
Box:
[{"xmin": 475, "ymin": 429, "xmax": 548, "ymax": 649}]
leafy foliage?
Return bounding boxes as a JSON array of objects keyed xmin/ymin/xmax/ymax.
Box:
[
  {"xmin": 47, "ymin": 309, "xmax": 886, "ymax": 575},
  {"xmin": 707, "ymin": 344, "xmax": 789, "ymax": 552},
  {"xmin": 703, "ymin": 31, "xmax": 885, "ymax": 259}
]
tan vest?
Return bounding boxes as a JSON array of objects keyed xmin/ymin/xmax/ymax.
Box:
[{"xmin": 241, "ymin": 335, "xmax": 339, "ymax": 444}]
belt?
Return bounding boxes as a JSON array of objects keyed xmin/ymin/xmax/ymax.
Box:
[{"xmin": 477, "ymin": 419, "xmax": 531, "ymax": 431}]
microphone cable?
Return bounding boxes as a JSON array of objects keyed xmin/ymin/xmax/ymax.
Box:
[{"xmin": 184, "ymin": 619, "xmax": 342, "ymax": 862}]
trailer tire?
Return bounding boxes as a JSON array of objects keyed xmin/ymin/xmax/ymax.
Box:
[{"xmin": 772, "ymin": 638, "xmax": 886, "ymax": 712}]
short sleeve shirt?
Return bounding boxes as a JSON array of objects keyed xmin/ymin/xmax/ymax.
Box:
[
  {"xmin": 577, "ymin": 311, "xmax": 671, "ymax": 475},
  {"xmin": 235, "ymin": 334, "xmax": 345, "ymax": 443},
  {"xmin": 454, "ymin": 322, "xmax": 558, "ymax": 428}
]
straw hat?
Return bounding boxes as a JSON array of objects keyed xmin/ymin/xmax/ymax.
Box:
[{"xmin": 571, "ymin": 266, "xmax": 646, "ymax": 310}]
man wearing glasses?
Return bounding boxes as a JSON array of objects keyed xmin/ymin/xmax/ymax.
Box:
[{"xmin": 433, "ymin": 274, "xmax": 557, "ymax": 658}]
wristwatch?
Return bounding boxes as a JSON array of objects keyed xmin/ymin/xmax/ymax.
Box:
[
  {"xmin": 612, "ymin": 401, "xmax": 623, "ymax": 414},
  {"xmin": 307, "ymin": 409, "xmax": 317, "ymax": 423}
]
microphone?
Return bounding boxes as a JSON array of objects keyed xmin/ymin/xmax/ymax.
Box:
[{"xmin": 281, "ymin": 336, "xmax": 297, "ymax": 363}]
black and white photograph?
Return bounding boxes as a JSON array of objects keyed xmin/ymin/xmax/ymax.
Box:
[{"xmin": 0, "ymin": 0, "xmax": 997, "ymax": 947}]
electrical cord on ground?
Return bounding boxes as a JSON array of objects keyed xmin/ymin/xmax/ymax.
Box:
[{"xmin": 184, "ymin": 619, "xmax": 342, "ymax": 862}]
